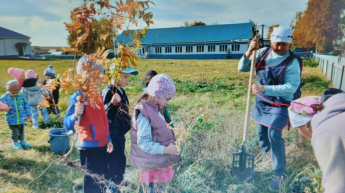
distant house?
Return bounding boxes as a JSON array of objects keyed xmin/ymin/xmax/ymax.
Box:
[
  {"xmin": 0, "ymin": 26, "xmax": 32, "ymax": 58},
  {"xmin": 114, "ymin": 22, "xmax": 254, "ymax": 59}
]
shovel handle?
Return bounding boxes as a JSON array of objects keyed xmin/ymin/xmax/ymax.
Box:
[{"xmin": 243, "ymin": 49, "xmax": 257, "ymax": 142}]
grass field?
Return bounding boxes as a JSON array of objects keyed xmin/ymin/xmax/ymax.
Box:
[{"xmin": 0, "ymin": 58, "xmax": 330, "ymax": 192}]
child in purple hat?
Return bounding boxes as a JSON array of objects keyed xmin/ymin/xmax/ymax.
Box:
[{"xmin": 130, "ymin": 74, "xmax": 180, "ymax": 192}]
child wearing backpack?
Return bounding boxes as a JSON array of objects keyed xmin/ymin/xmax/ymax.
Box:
[
  {"xmin": 101, "ymin": 66, "xmax": 138, "ymax": 190},
  {"xmin": 0, "ymin": 80, "xmax": 32, "ymax": 150},
  {"xmin": 22, "ymin": 70, "xmax": 51, "ymax": 129},
  {"xmin": 130, "ymin": 74, "xmax": 180, "ymax": 193}
]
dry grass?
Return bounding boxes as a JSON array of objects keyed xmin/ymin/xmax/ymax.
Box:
[{"xmin": 0, "ymin": 58, "xmax": 328, "ymax": 192}]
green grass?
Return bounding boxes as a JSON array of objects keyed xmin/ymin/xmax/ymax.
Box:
[{"xmin": 0, "ymin": 58, "xmax": 330, "ymax": 192}]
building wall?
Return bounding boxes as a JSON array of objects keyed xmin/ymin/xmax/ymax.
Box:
[
  {"xmin": 116, "ymin": 42, "xmax": 249, "ymax": 59},
  {"xmin": 0, "ymin": 38, "xmax": 32, "ymax": 58}
]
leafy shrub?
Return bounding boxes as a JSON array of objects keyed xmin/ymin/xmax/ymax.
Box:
[
  {"xmin": 303, "ymin": 59, "xmax": 319, "ymax": 67},
  {"xmin": 301, "ymin": 76, "xmax": 330, "ymax": 92},
  {"xmin": 175, "ymin": 77, "xmax": 246, "ymax": 98}
]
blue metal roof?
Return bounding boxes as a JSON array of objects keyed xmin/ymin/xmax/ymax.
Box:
[
  {"xmin": 0, "ymin": 26, "xmax": 30, "ymax": 38},
  {"xmin": 114, "ymin": 22, "xmax": 253, "ymax": 45}
]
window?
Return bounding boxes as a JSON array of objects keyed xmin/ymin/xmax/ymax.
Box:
[
  {"xmin": 155, "ymin": 47, "xmax": 162, "ymax": 53},
  {"xmin": 186, "ymin": 46, "xmax": 193, "ymax": 53},
  {"xmin": 144, "ymin": 47, "xmax": 149, "ymax": 53},
  {"xmin": 220, "ymin": 45, "xmax": 228, "ymax": 52},
  {"xmin": 197, "ymin": 45, "xmax": 204, "ymax": 53},
  {"xmin": 208, "ymin": 45, "xmax": 215, "ymax": 52},
  {"xmin": 165, "ymin": 47, "xmax": 172, "ymax": 53},
  {"xmin": 231, "ymin": 44, "xmax": 240, "ymax": 51},
  {"xmin": 175, "ymin": 46, "xmax": 182, "ymax": 53}
]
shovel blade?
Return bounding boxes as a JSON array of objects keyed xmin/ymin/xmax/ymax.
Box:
[{"xmin": 232, "ymin": 151, "xmax": 255, "ymax": 181}]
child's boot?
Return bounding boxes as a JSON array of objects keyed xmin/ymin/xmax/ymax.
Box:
[
  {"xmin": 13, "ymin": 142, "xmax": 22, "ymax": 150},
  {"xmin": 20, "ymin": 140, "xmax": 32, "ymax": 148}
]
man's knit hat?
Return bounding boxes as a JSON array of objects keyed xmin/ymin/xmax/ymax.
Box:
[
  {"xmin": 288, "ymin": 96, "xmax": 322, "ymax": 128},
  {"xmin": 321, "ymin": 88, "xmax": 344, "ymax": 103},
  {"xmin": 44, "ymin": 65, "xmax": 55, "ymax": 78},
  {"xmin": 25, "ymin": 70, "xmax": 37, "ymax": 79},
  {"xmin": 77, "ymin": 55, "xmax": 105, "ymax": 75},
  {"xmin": 270, "ymin": 25, "xmax": 293, "ymax": 43},
  {"xmin": 6, "ymin": 80, "xmax": 21, "ymax": 93},
  {"xmin": 145, "ymin": 70, "xmax": 157, "ymax": 87},
  {"xmin": 147, "ymin": 74, "xmax": 176, "ymax": 98},
  {"xmin": 8, "ymin": 68, "xmax": 24, "ymax": 80}
]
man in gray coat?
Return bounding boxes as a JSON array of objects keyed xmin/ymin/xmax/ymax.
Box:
[{"xmin": 312, "ymin": 89, "xmax": 345, "ymax": 193}]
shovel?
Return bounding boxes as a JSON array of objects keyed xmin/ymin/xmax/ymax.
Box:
[{"xmin": 232, "ymin": 49, "xmax": 257, "ymax": 181}]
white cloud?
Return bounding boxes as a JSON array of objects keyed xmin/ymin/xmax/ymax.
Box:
[
  {"xmin": 0, "ymin": 16, "xmax": 68, "ymax": 46},
  {"xmin": 0, "ymin": 0, "xmax": 309, "ymax": 46},
  {"xmin": 23, "ymin": 0, "xmax": 83, "ymax": 18}
]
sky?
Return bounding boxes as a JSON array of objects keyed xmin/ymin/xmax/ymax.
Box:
[{"xmin": 0, "ymin": 0, "xmax": 309, "ymax": 47}]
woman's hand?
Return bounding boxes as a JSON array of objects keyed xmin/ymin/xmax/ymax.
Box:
[
  {"xmin": 252, "ymin": 84, "xmax": 265, "ymax": 94},
  {"xmin": 244, "ymin": 36, "xmax": 260, "ymax": 58},
  {"xmin": 107, "ymin": 142, "xmax": 113, "ymax": 153},
  {"xmin": 163, "ymin": 143, "xmax": 180, "ymax": 155}
]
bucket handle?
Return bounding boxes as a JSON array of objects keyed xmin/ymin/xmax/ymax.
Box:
[{"xmin": 48, "ymin": 136, "xmax": 55, "ymax": 143}]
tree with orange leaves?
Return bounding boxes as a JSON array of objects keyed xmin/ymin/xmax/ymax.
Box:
[
  {"xmin": 291, "ymin": 0, "xmax": 345, "ymax": 52},
  {"xmin": 58, "ymin": 1, "xmax": 154, "ymax": 191}
]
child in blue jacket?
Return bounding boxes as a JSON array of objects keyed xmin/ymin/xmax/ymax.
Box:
[
  {"xmin": 0, "ymin": 80, "xmax": 32, "ymax": 150},
  {"xmin": 64, "ymin": 56, "xmax": 113, "ymax": 193}
]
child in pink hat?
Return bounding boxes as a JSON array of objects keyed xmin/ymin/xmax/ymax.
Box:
[
  {"xmin": 130, "ymin": 74, "xmax": 180, "ymax": 192},
  {"xmin": 8, "ymin": 67, "xmax": 25, "ymax": 87},
  {"xmin": 22, "ymin": 69, "xmax": 51, "ymax": 129}
]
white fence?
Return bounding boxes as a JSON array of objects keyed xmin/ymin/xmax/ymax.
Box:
[{"xmin": 313, "ymin": 54, "xmax": 345, "ymax": 90}]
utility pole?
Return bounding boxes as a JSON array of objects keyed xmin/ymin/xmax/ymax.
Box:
[{"xmin": 259, "ymin": 24, "xmax": 265, "ymax": 48}]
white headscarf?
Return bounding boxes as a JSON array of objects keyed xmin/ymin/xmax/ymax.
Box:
[{"xmin": 270, "ymin": 25, "xmax": 293, "ymax": 43}]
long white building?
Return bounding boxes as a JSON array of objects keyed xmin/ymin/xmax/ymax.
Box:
[{"xmin": 114, "ymin": 22, "xmax": 254, "ymax": 59}]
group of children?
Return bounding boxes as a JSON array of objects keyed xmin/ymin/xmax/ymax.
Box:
[
  {"xmin": 0, "ymin": 65, "xmax": 60, "ymax": 150},
  {"xmin": 63, "ymin": 56, "xmax": 179, "ymax": 193}
]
